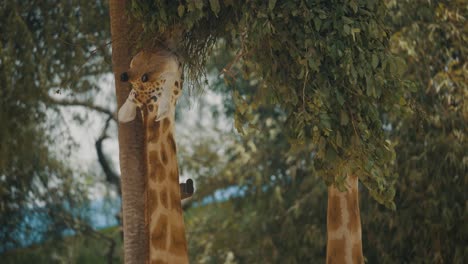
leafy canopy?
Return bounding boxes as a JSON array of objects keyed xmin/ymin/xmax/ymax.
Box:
[{"xmin": 128, "ymin": 0, "xmax": 411, "ymax": 208}]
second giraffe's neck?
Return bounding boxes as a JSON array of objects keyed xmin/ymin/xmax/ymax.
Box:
[
  {"xmin": 326, "ymin": 175, "xmax": 363, "ymax": 264},
  {"xmin": 144, "ymin": 109, "xmax": 188, "ymax": 264}
]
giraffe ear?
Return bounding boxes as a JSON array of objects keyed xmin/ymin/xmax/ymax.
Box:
[
  {"xmin": 155, "ymin": 87, "xmax": 172, "ymax": 121},
  {"xmin": 179, "ymin": 179, "xmax": 194, "ymax": 200},
  {"xmin": 155, "ymin": 74, "xmax": 177, "ymax": 121},
  {"xmin": 118, "ymin": 99, "xmax": 137, "ymax": 123}
]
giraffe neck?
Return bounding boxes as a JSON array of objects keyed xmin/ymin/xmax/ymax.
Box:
[
  {"xmin": 326, "ymin": 175, "xmax": 363, "ymax": 264},
  {"xmin": 144, "ymin": 108, "xmax": 189, "ymax": 264}
]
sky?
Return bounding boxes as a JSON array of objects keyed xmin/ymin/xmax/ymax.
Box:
[{"xmin": 50, "ymin": 71, "xmax": 234, "ymax": 202}]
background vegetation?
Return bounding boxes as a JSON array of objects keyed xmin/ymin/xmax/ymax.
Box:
[
  {"xmin": 1, "ymin": 0, "xmax": 466, "ymax": 263},
  {"xmin": 0, "ymin": 0, "xmax": 112, "ymax": 252}
]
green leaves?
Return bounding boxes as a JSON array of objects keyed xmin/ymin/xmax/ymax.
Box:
[
  {"xmin": 340, "ymin": 110, "xmax": 349, "ymax": 126},
  {"xmin": 372, "ymin": 54, "xmax": 379, "ymax": 69},
  {"xmin": 178, "ymin": 4, "xmax": 185, "ymax": 17},
  {"xmin": 336, "ymin": 131, "xmax": 343, "ymax": 147},
  {"xmin": 128, "ymin": 0, "xmax": 408, "ymax": 207},
  {"xmin": 387, "ymin": 56, "xmax": 407, "ymax": 77},
  {"xmin": 348, "ymin": 0, "xmax": 358, "ymax": 13},
  {"xmin": 268, "ymin": 0, "xmax": 277, "ymax": 11},
  {"xmin": 209, "ymin": 0, "xmax": 220, "ymax": 15},
  {"xmin": 194, "ymin": 0, "xmax": 204, "ymax": 10}
]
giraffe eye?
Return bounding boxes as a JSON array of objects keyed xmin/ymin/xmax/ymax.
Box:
[
  {"xmin": 141, "ymin": 73, "xmax": 148, "ymax": 83},
  {"xmin": 120, "ymin": 72, "xmax": 129, "ymax": 82}
]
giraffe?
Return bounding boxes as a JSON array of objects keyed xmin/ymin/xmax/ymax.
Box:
[
  {"xmin": 118, "ymin": 48, "xmax": 192, "ymax": 264},
  {"xmin": 326, "ymin": 175, "xmax": 364, "ymax": 264}
]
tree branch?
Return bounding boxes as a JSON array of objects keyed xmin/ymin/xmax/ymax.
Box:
[
  {"xmin": 96, "ymin": 117, "xmax": 121, "ymax": 194},
  {"xmin": 95, "ymin": 117, "xmax": 123, "ymax": 230},
  {"xmin": 46, "ymin": 95, "xmax": 117, "ymax": 121}
]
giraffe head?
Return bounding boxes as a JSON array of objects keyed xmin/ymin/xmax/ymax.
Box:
[{"xmin": 118, "ymin": 49, "xmax": 182, "ymax": 123}]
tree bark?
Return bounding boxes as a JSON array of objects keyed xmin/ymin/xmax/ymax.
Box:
[{"xmin": 109, "ymin": 1, "xmax": 147, "ymax": 263}]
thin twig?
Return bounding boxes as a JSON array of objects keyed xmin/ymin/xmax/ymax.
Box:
[
  {"xmin": 221, "ymin": 49, "xmax": 245, "ymax": 81},
  {"xmin": 347, "ymin": 106, "xmax": 360, "ymax": 140},
  {"xmin": 220, "ymin": 31, "xmax": 248, "ymax": 80}
]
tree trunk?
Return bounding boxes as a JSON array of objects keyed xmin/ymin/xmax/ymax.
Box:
[{"xmin": 109, "ymin": 1, "xmax": 147, "ymax": 263}]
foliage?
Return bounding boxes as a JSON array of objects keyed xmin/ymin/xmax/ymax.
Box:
[
  {"xmin": 2, "ymin": 226, "xmax": 122, "ymax": 264},
  {"xmin": 181, "ymin": 111, "xmax": 328, "ymax": 263},
  {"xmin": 0, "ymin": 0, "xmax": 111, "ymax": 251},
  {"xmin": 361, "ymin": 0, "xmax": 467, "ymax": 263},
  {"xmin": 128, "ymin": 0, "xmax": 411, "ymax": 208},
  {"xmin": 180, "ymin": 0, "xmax": 467, "ymax": 263}
]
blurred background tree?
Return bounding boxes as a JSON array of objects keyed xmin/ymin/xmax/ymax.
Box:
[
  {"xmin": 362, "ymin": 1, "xmax": 467, "ymax": 263},
  {"xmin": 0, "ymin": 0, "xmax": 120, "ymax": 262}
]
